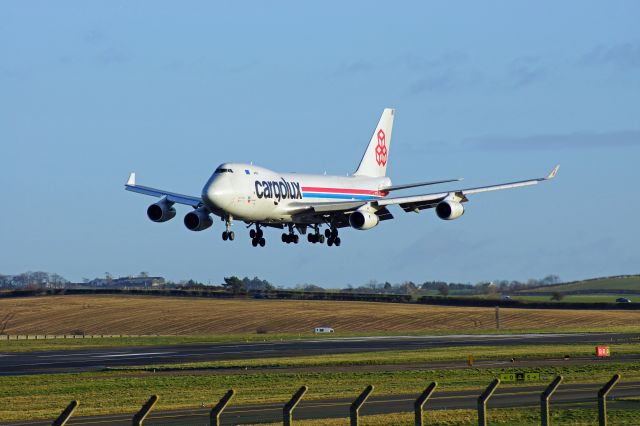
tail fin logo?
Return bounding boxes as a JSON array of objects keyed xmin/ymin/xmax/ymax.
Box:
[{"xmin": 375, "ymin": 129, "xmax": 387, "ymax": 167}]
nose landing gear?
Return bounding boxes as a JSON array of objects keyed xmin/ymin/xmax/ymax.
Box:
[{"xmin": 222, "ymin": 216, "xmax": 234, "ymax": 241}]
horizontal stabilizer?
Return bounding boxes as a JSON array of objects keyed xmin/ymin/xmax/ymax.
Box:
[{"xmin": 381, "ymin": 178, "xmax": 462, "ymax": 192}]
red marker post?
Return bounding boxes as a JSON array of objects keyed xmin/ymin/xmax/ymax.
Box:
[{"xmin": 596, "ymin": 346, "xmax": 610, "ymax": 358}]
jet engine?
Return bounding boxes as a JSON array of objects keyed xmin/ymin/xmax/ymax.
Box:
[
  {"xmin": 349, "ymin": 210, "xmax": 380, "ymax": 230},
  {"xmin": 184, "ymin": 207, "xmax": 213, "ymax": 231},
  {"xmin": 146, "ymin": 197, "xmax": 176, "ymax": 223},
  {"xmin": 435, "ymin": 200, "xmax": 464, "ymax": 220}
]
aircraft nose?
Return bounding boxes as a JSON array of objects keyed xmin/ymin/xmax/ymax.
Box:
[{"xmin": 204, "ymin": 177, "xmax": 233, "ymax": 210}]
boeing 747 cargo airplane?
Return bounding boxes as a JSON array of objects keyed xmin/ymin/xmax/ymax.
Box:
[{"xmin": 125, "ymin": 108, "xmax": 559, "ymax": 247}]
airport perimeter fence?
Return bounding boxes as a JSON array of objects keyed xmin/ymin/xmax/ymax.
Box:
[
  {"xmin": 49, "ymin": 374, "xmax": 624, "ymax": 426},
  {"xmin": 0, "ymin": 334, "xmax": 159, "ymax": 340}
]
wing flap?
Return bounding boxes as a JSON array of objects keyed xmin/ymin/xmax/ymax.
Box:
[
  {"xmin": 398, "ymin": 200, "xmax": 443, "ymax": 213},
  {"xmin": 376, "ymin": 206, "xmax": 394, "ymax": 221},
  {"xmin": 286, "ymin": 200, "xmax": 367, "ymax": 215},
  {"xmin": 376, "ymin": 192, "xmax": 448, "ymax": 209}
]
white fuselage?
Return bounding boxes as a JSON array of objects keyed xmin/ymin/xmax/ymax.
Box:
[{"xmin": 202, "ymin": 163, "xmax": 391, "ymax": 223}]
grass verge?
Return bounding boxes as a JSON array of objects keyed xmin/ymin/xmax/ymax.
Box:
[
  {"xmin": 262, "ymin": 405, "xmax": 640, "ymax": 425},
  {"xmin": 1, "ymin": 327, "xmax": 639, "ymax": 353},
  {"xmin": 1, "ymin": 348, "xmax": 639, "ymax": 422},
  {"xmin": 111, "ymin": 342, "xmax": 640, "ymax": 371}
]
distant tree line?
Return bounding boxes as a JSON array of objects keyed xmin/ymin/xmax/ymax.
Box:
[
  {"xmin": 0, "ymin": 271, "xmax": 69, "ymax": 289},
  {"xmin": 1, "ymin": 270, "xmax": 563, "ymax": 296}
]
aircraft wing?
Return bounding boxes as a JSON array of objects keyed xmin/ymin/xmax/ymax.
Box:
[
  {"xmin": 376, "ymin": 165, "xmax": 560, "ymax": 213},
  {"xmin": 288, "ymin": 165, "xmax": 559, "ymax": 218},
  {"xmin": 124, "ymin": 173, "xmax": 202, "ymax": 207}
]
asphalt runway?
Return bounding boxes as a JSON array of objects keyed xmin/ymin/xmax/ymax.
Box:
[
  {"xmin": 1, "ymin": 332, "xmax": 638, "ymax": 375},
  {"xmin": 7, "ymin": 381, "xmax": 640, "ymax": 425}
]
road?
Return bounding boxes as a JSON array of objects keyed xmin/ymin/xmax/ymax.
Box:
[
  {"xmin": 1, "ymin": 332, "xmax": 637, "ymax": 375},
  {"xmin": 6, "ymin": 381, "xmax": 640, "ymax": 425}
]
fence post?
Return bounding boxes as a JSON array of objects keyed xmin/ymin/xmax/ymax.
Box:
[
  {"xmin": 132, "ymin": 395, "xmax": 159, "ymax": 426},
  {"xmin": 283, "ymin": 385, "xmax": 308, "ymax": 426},
  {"xmin": 540, "ymin": 375, "xmax": 563, "ymax": 426},
  {"xmin": 598, "ymin": 374, "xmax": 621, "ymax": 426},
  {"xmin": 415, "ymin": 382, "xmax": 437, "ymax": 426},
  {"xmin": 477, "ymin": 379, "xmax": 500, "ymax": 426},
  {"xmin": 52, "ymin": 400, "xmax": 79, "ymax": 426},
  {"xmin": 210, "ymin": 389, "xmax": 235, "ymax": 426},
  {"xmin": 350, "ymin": 385, "xmax": 374, "ymax": 426}
]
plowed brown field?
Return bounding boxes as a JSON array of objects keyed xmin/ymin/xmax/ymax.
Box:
[{"xmin": 1, "ymin": 295, "xmax": 638, "ymax": 335}]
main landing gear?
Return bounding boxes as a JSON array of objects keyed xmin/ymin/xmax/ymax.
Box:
[
  {"xmin": 306, "ymin": 225, "xmax": 341, "ymax": 247},
  {"xmin": 307, "ymin": 225, "xmax": 326, "ymax": 244},
  {"xmin": 325, "ymin": 227, "xmax": 341, "ymax": 247},
  {"xmin": 250, "ymin": 225, "xmax": 266, "ymax": 247},
  {"xmin": 281, "ymin": 225, "xmax": 299, "ymax": 244},
  {"xmin": 222, "ymin": 216, "xmax": 235, "ymax": 241}
]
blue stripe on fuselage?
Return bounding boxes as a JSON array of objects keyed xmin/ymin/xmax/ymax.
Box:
[{"xmin": 302, "ymin": 192, "xmax": 380, "ymax": 200}]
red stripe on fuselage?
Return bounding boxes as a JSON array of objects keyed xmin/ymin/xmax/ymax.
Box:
[{"xmin": 301, "ymin": 186, "xmax": 388, "ymax": 197}]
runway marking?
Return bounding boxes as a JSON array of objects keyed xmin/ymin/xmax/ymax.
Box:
[
  {"xmin": 91, "ymin": 352, "xmax": 175, "ymax": 358},
  {"xmin": 37, "ymin": 352, "xmax": 131, "ymax": 358}
]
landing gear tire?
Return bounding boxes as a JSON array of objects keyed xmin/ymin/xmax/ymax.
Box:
[
  {"xmin": 327, "ymin": 239, "xmax": 333, "ymax": 247},
  {"xmin": 228, "ymin": 231, "xmax": 235, "ymax": 241},
  {"xmin": 282, "ymin": 233, "xmax": 299, "ymax": 244},
  {"xmin": 257, "ymin": 229, "xmax": 264, "ymax": 239},
  {"xmin": 222, "ymin": 231, "xmax": 228, "ymax": 241},
  {"xmin": 251, "ymin": 238, "xmax": 258, "ymax": 247},
  {"xmin": 308, "ymin": 234, "xmax": 314, "ymax": 243},
  {"xmin": 250, "ymin": 229, "xmax": 256, "ymax": 239},
  {"xmin": 318, "ymin": 235, "xmax": 325, "ymax": 244},
  {"xmin": 334, "ymin": 237, "xmax": 341, "ymax": 246},
  {"xmin": 324, "ymin": 229, "xmax": 331, "ymax": 238},
  {"xmin": 259, "ymin": 238, "xmax": 266, "ymax": 247}
]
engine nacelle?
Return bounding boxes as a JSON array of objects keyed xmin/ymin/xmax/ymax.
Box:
[
  {"xmin": 436, "ymin": 200, "xmax": 465, "ymax": 220},
  {"xmin": 349, "ymin": 210, "xmax": 380, "ymax": 230},
  {"xmin": 184, "ymin": 208, "xmax": 213, "ymax": 231},
  {"xmin": 147, "ymin": 198, "xmax": 176, "ymax": 223}
]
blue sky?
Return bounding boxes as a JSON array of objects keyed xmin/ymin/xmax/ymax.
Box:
[{"xmin": 1, "ymin": 1, "xmax": 639, "ymax": 286}]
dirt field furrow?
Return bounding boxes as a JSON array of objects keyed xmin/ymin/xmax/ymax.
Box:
[{"xmin": 0, "ymin": 295, "xmax": 638, "ymax": 335}]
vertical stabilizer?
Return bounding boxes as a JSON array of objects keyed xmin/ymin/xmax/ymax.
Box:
[{"xmin": 354, "ymin": 108, "xmax": 395, "ymax": 178}]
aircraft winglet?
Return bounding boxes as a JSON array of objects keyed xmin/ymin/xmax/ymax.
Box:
[
  {"xmin": 127, "ymin": 172, "xmax": 136, "ymax": 186},
  {"xmin": 545, "ymin": 165, "xmax": 560, "ymax": 180}
]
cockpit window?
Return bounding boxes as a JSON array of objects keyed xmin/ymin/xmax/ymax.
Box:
[{"xmin": 215, "ymin": 168, "xmax": 234, "ymax": 173}]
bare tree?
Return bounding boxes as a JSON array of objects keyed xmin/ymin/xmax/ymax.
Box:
[{"xmin": 437, "ymin": 283, "xmax": 449, "ymax": 297}]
